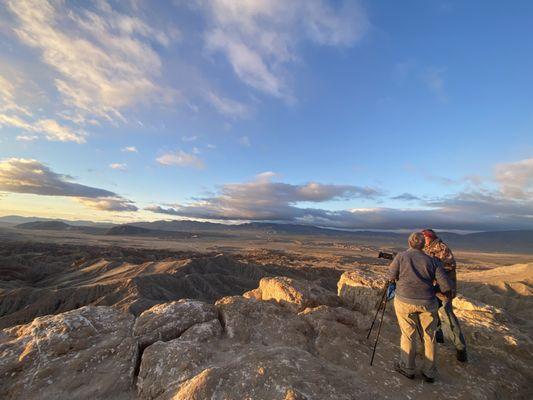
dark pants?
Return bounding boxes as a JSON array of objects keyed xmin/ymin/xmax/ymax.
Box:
[{"xmin": 437, "ymin": 297, "xmax": 466, "ymax": 351}]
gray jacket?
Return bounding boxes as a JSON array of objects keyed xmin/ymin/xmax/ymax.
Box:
[{"xmin": 388, "ymin": 248, "xmax": 452, "ymax": 306}]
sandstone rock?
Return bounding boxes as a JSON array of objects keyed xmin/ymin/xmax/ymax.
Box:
[
  {"xmin": 242, "ymin": 287, "xmax": 262, "ymax": 299},
  {"xmin": 138, "ymin": 340, "xmax": 373, "ymax": 400},
  {"xmin": 179, "ymin": 318, "xmax": 222, "ymax": 342},
  {"xmin": 299, "ymin": 306, "xmax": 369, "ymax": 370},
  {"xmin": 134, "ymin": 299, "xmax": 217, "ymax": 347},
  {"xmin": 252, "ymin": 276, "xmax": 341, "ymax": 312},
  {"xmin": 0, "ymin": 306, "xmax": 137, "ymax": 400},
  {"xmin": 137, "ymin": 339, "xmax": 216, "ymax": 399},
  {"xmin": 337, "ymin": 268, "xmax": 387, "ymax": 313},
  {"xmin": 215, "ymin": 296, "xmax": 312, "ymax": 348}
]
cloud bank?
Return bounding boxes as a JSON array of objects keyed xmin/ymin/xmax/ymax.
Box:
[
  {"xmin": 147, "ymin": 160, "xmax": 533, "ymax": 231},
  {"xmin": 0, "ymin": 158, "xmax": 137, "ymax": 212}
]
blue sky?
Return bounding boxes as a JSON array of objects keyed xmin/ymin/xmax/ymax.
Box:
[{"xmin": 0, "ymin": 0, "xmax": 532, "ymax": 230}]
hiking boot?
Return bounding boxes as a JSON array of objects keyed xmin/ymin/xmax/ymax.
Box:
[
  {"xmin": 421, "ymin": 372, "xmax": 435, "ymax": 383},
  {"xmin": 435, "ymin": 330, "xmax": 444, "ymax": 343},
  {"xmin": 456, "ymin": 349, "xmax": 468, "ymax": 362},
  {"xmin": 395, "ymin": 363, "xmax": 414, "ymax": 380}
]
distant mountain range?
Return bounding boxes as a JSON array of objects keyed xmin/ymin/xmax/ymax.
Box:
[{"xmin": 2, "ymin": 215, "xmax": 532, "ymax": 254}]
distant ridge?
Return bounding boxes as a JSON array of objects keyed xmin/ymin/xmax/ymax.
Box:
[
  {"xmin": 2, "ymin": 215, "xmax": 532, "ymax": 254},
  {"xmin": 15, "ymin": 221, "xmax": 74, "ymax": 231},
  {"xmin": 105, "ymin": 225, "xmax": 153, "ymax": 236}
]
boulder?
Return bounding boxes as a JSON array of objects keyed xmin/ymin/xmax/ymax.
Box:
[
  {"xmin": 0, "ymin": 306, "xmax": 137, "ymax": 400},
  {"xmin": 299, "ymin": 306, "xmax": 369, "ymax": 370},
  {"xmin": 137, "ymin": 338, "xmax": 374, "ymax": 400},
  {"xmin": 179, "ymin": 319, "xmax": 222, "ymax": 342},
  {"xmin": 133, "ymin": 299, "xmax": 217, "ymax": 347},
  {"xmin": 246, "ymin": 276, "xmax": 341, "ymax": 312},
  {"xmin": 215, "ymin": 296, "xmax": 312, "ymax": 348},
  {"xmin": 337, "ymin": 268, "xmax": 387, "ymax": 313}
]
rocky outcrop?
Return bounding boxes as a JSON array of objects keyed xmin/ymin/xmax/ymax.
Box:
[
  {"xmin": 337, "ymin": 268, "xmax": 387, "ymax": 312},
  {"xmin": 136, "ymin": 296, "xmax": 373, "ymax": 400},
  {"xmin": 0, "ymin": 306, "xmax": 137, "ymax": 400},
  {"xmin": 244, "ymin": 276, "xmax": 341, "ymax": 311},
  {"xmin": 133, "ymin": 299, "xmax": 218, "ymax": 347},
  {"xmin": 139, "ymin": 343, "xmax": 371, "ymax": 400}
]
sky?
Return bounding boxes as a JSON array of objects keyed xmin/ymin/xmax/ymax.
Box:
[{"xmin": 0, "ymin": 0, "xmax": 532, "ymax": 231}]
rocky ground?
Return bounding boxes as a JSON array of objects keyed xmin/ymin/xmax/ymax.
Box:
[{"xmin": 0, "ymin": 242, "xmax": 531, "ymax": 399}]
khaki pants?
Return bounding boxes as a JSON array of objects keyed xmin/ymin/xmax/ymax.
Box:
[{"xmin": 394, "ymin": 298, "xmax": 438, "ymax": 378}]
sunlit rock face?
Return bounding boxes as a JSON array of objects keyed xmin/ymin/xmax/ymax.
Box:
[
  {"xmin": 244, "ymin": 276, "xmax": 341, "ymax": 312},
  {"xmin": 337, "ymin": 267, "xmax": 387, "ymax": 313}
]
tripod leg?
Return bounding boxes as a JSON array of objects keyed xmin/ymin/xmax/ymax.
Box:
[
  {"xmin": 366, "ymin": 285, "xmax": 388, "ymax": 339},
  {"xmin": 370, "ymin": 291, "xmax": 389, "ymax": 366}
]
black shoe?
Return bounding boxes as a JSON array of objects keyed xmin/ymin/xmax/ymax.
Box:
[
  {"xmin": 456, "ymin": 349, "xmax": 468, "ymax": 363},
  {"xmin": 436, "ymin": 330, "xmax": 444, "ymax": 343},
  {"xmin": 421, "ymin": 373, "xmax": 435, "ymax": 383},
  {"xmin": 395, "ymin": 363, "xmax": 414, "ymax": 380}
]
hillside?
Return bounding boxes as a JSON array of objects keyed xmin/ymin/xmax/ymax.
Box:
[
  {"xmin": 105, "ymin": 224, "xmax": 154, "ymax": 235},
  {"xmin": 15, "ymin": 220, "xmax": 74, "ymax": 230}
]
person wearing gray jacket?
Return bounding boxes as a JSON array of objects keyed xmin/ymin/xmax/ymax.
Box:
[{"xmin": 388, "ymin": 232, "xmax": 452, "ymax": 382}]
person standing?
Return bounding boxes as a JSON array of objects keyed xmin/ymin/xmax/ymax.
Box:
[
  {"xmin": 388, "ymin": 232, "xmax": 453, "ymax": 382},
  {"xmin": 422, "ymin": 229, "xmax": 468, "ymax": 362}
]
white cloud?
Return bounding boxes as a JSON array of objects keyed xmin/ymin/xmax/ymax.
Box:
[
  {"xmin": 0, "ymin": 158, "xmax": 137, "ymax": 211},
  {"xmin": 7, "ymin": 0, "xmax": 177, "ymax": 124},
  {"xmin": 75, "ymin": 196, "xmax": 138, "ymax": 212},
  {"xmin": 495, "ymin": 158, "xmax": 533, "ymax": 199},
  {"xmin": 121, "ymin": 146, "xmax": 138, "ymax": 153},
  {"xmin": 199, "ymin": 0, "xmax": 367, "ymax": 100},
  {"xmin": 35, "ymin": 119, "xmax": 86, "ymax": 143},
  {"xmin": 0, "ymin": 76, "xmax": 86, "ymax": 143},
  {"xmin": 156, "ymin": 150, "xmax": 206, "ymax": 169},
  {"xmin": 15, "ymin": 135, "xmax": 39, "ymax": 142},
  {"xmin": 182, "ymin": 135, "xmax": 198, "ymax": 142},
  {"xmin": 109, "ymin": 163, "xmax": 127, "ymax": 171},
  {"xmin": 206, "ymin": 91, "xmax": 249, "ymax": 118}
]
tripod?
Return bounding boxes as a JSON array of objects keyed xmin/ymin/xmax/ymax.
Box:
[{"xmin": 367, "ymin": 283, "xmax": 390, "ymax": 366}]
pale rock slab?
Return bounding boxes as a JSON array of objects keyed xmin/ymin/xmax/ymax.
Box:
[
  {"xmin": 248, "ymin": 276, "xmax": 341, "ymax": 312},
  {"xmin": 215, "ymin": 295, "xmax": 312, "ymax": 348},
  {"xmin": 133, "ymin": 299, "xmax": 217, "ymax": 347},
  {"xmin": 337, "ymin": 268, "xmax": 387, "ymax": 313},
  {"xmin": 0, "ymin": 306, "xmax": 137, "ymax": 400}
]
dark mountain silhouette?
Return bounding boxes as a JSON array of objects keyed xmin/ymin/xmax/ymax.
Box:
[
  {"xmin": 106, "ymin": 225, "xmax": 153, "ymax": 236},
  {"xmin": 16, "ymin": 221, "xmax": 75, "ymax": 230}
]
